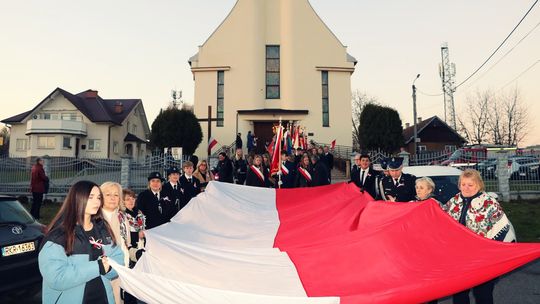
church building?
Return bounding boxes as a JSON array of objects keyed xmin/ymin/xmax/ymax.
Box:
[{"xmin": 190, "ymin": 0, "xmax": 356, "ymax": 156}]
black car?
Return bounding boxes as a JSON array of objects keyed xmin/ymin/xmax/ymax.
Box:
[{"xmin": 0, "ymin": 195, "xmax": 45, "ymax": 297}]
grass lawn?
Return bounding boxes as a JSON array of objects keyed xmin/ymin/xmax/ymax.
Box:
[
  {"xmin": 23, "ymin": 198, "xmax": 540, "ymax": 243},
  {"xmin": 22, "ymin": 201, "xmax": 61, "ymax": 226},
  {"xmin": 501, "ymin": 200, "xmax": 540, "ymax": 242}
]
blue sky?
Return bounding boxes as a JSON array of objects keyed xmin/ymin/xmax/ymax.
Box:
[{"xmin": 1, "ymin": 0, "xmax": 539, "ymax": 146}]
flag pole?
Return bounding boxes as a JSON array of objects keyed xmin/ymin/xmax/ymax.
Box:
[{"xmin": 278, "ymin": 117, "xmax": 282, "ymax": 189}]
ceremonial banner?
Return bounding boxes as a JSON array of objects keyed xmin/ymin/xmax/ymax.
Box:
[
  {"xmin": 270, "ymin": 125, "xmax": 284, "ymax": 176},
  {"xmin": 112, "ymin": 182, "xmax": 540, "ymax": 304}
]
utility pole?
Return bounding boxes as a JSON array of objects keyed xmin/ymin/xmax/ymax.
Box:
[
  {"xmin": 412, "ymin": 74, "xmax": 420, "ymax": 157},
  {"xmin": 439, "ymin": 43, "xmax": 457, "ymax": 130}
]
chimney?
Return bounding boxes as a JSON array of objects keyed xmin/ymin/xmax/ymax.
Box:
[
  {"xmin": 83, "ymin": 90, "xmax": 98, "ymax": 98},
  {"xmin": 114, "ymin": 101, "xmax": 124, "ymax": 114},
  {"xmin": 405, "ymin": 123, "xmax": 410, "ymax": 128},
  {"xmin": 417, "ymin": 117, "xmax": 422, "ymax": 123}
]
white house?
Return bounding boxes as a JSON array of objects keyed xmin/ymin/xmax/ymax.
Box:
[
  {"xmin": 189, "ymin": 0, "xmax": 356, "ymax": 157},
  {"xmin": 2, "ymin": 88, "xmax": 151, "ymax": 161}
]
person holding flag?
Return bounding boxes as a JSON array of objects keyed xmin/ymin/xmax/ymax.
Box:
[
  {"xmin": 273, "ymin": 151, "xmax": 296, "ymax": 188},
  {"xmin": 246, "ymin": 155, "xmax": 268, "ymax": 187},
  {"xmin": 269, "ymin": 122, "xmax": 285, "ymax": 187}
]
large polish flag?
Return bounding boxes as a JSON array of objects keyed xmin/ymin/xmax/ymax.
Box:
[{"xmin": 111, "ymin": 182, "xmax": 540, "ymax": 304}]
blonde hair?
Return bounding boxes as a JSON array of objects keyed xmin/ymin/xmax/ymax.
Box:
[
  {"xmin": 100, "ymin": 181, "xmax": 123, "ymax": 211},
  {"xmin": 197, "ymin": 160, "xmax": 209, "ymax": 172},
  {"xmin": 415, "ymin": 176, "xmax": 435, "ymax": 192},
  {"xmin": 459, "ymin": 169, "xmax": 485, "ymax": 192}
]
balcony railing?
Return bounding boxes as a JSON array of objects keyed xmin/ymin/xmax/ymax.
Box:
[{"xmin": 26, "ymin": 119, "xmax": 87, "ymax": 136}]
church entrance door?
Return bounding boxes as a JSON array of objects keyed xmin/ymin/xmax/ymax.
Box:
[{"xmin": 253, "ymin": 121, "xmax": 279, "ymax": 154}]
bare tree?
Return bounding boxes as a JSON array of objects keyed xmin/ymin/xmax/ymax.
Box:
[
  {"xmin": 352, "ymin": 90, "xmax": 378, "ymax": 149},
  {"xmin": 500, "ymin": 87, "xmax": 528, "ymax": 146},
  {"xmin": 461, "ymin": 87, "xmax": 529, "ymax": 146},
  {"xmin": 460, "ymin": 90, "xmax": 491, "ymax": 145},
  {"xmin": 456, "ymin": 117, "xmax": 471, "ymax": 144},
  {"xmin": 487, "ymin": 95, "xmax": 506, "ymax": 145}
]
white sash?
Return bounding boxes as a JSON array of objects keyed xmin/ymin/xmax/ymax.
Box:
[
  {"xmin": 250, "ymin": 165, "xmax": 265, "ymax": 182},
  {"xmin": 281, "ymin": 164, "xmax": 289, "ymax": 175},
  {"xmin": 299, "ymin": 167, "xmax": 312, "ymax": 182}
]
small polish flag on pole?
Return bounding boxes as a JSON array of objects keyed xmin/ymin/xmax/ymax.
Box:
[
  {"xmin": 208, "ymin": 136, "xmax": 218, "ymax": 154},
  {"xmin": 330, "ymin": 139, "xmax": 336, "ymax": 150}
]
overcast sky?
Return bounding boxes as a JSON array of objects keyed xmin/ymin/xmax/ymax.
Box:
[{"xmin": 1, "ymin": 0, "xmax": 539, "ymax": 146}]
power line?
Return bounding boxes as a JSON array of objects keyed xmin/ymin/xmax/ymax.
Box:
[
  {"xmin": 417, "ymin": 89, "xmax": 443, "ymax": 97},
  {"xmin": 455, "ymin": 0, "xmax": 539, "ymax": 89},
  {"xmin": 460, "ymin": 20, "xmax": 540, "ymax": 91},
  {"xmin": 498, "ymin": 59, "xmax": 540, "ymax": 91}
]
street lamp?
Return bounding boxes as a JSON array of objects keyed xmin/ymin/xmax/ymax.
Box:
[{"xmin": 412, "ymin": 74, "xmax": 420, "ymax": 158}]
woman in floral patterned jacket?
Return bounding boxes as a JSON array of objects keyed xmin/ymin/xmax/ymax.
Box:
[{"xmin": 443, "ymin": 169, "xmax": 515, "ymax": 304}]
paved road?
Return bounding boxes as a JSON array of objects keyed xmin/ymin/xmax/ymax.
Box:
[{"xmin": 2, "ymin": 259, "xmax": 537, "ymax": 303}]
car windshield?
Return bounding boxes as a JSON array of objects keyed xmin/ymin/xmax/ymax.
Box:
[
  {"xmin": 0, "ymin": 199, "xmax": 35, "ymax": 225},
  {"xmin": 430, "ymin": 176, "xmax": 459, "ymax": 204}
]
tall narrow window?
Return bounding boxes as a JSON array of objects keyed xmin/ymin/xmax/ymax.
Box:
[
  {"xmin": 266, "ymin": 45, "xmax": 280, "ymax": 99},
  {"xmin": 217, "ymin": 71, "xmax": 224, "ymax": 127},
  {"xmin": 322, "ymin": 71, "xmax": 329, "ymax": 127}
]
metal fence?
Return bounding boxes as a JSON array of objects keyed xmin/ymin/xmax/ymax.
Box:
[
  {"xmin": 1, "ymin": 149, "xmax": 539, "ymax": 201},
  {"xmin": 0, "ymin": 154, "xmax": 190, "ymax": 199}
]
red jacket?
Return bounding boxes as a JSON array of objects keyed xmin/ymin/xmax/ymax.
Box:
[{"xmin": 31, "ymin": 164, "xmax": 48, "ymax": 193}]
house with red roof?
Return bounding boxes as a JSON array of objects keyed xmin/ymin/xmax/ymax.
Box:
[{"xmin": 2, "ymin": 88, "xmax": 150, "ymax": 161}]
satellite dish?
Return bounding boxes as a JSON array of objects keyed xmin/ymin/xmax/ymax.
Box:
[{"xmin": 33, "ymin": 114, "xmax": 38, "ymax": 119}]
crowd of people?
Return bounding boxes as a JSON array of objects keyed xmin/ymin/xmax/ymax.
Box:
[
  {"xmin": 36, "ymin": 145, "xmax": 516, "ymax": 304},
  {"xmin": 214, "ymin": 146, "xmax": 335, "ymax": 188}
]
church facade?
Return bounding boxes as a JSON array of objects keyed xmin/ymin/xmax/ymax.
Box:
[{"xmin": 190, "ymin": 0, "xmax": 356, "ymax": 156}]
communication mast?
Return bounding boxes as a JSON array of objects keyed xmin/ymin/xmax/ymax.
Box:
[
  {"xmin": 171, "ymin": 89, "xmax": 183, "ymax": 108},
  {"xmin": 439, "ymin": 43, "xmax": 457, "ymax": 130}
]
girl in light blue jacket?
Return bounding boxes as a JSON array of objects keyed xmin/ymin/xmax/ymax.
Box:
[{"xmin": 39, "ymin": 181, "xmax": 124, "ymax": 304}]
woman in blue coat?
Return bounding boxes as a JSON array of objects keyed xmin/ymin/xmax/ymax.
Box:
[{"xmin": 39, "ymin": 180, "xmax": 124, "ymax": 304}]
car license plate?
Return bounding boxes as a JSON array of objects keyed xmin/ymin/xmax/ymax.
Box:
[{"xmin": 1, "ymin": 241, "xmax": 36, "ymax": 257}]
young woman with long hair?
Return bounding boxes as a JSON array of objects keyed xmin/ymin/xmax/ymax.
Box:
[{"xmin": 38, "ymin": 180, "xmax": 124, "ymax": 304}]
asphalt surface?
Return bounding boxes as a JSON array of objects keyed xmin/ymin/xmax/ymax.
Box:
[{"xmin": 1, "ymin": 259, "xmax": 538, "ymax": 303}]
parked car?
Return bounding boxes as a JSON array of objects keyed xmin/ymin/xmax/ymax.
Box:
[
  {"xmin": 0, "ymin": 195, "xmax": 45, "ymax": 298},
  {"xmin": 477, "ymin": 158, "xmax": 497, "ymax": 179},
  {"xmin": 476, "ymin": 155, "xmax": 539, "ymax": 180},
  {"xmin": 402, "ymin": 166, "xmax": 461, "ymax": 204},
  {"xmin": 510, "ymin": 156, "xmax": 540, "ymax": 180}
]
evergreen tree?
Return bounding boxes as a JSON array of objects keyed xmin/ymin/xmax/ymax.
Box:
[
  {"xmin": 150, "ymin": 107, "xmax": 203, "ymax": 155},
  {"xmin": 358, "ymin": 104, "xmax": 403, "ymax": 153}
]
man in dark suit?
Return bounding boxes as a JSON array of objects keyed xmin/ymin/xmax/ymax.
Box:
[
  {"xmin": 162, "ymin": 166, "xmax": 185, "ymax": 216},
  {"xmin": 350, "ymin": 153, "xmax": 380, "ymax": 199},
  {"xmin": 323, "ymin": 146, "xmax": 334, "ymax": 169},
  {"xmin": 137, "ymin": 171, "xmax": 174, "ymax": 229},
  {"xmin": 381, "ymin": 157, "xmax": 416, "ymax": 202}
]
